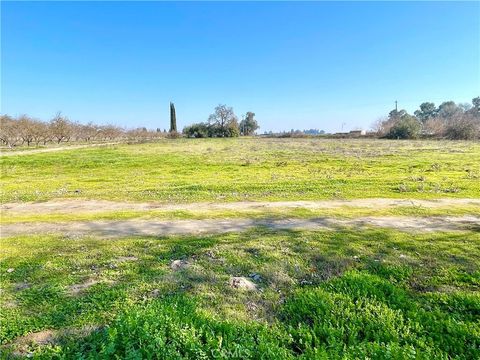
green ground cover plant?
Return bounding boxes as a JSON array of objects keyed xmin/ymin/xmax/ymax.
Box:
[{"xmin": 1, "ymin": 228, "xmax": 479, "ymax": 358}]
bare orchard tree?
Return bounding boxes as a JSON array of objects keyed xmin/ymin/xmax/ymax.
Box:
[
  {"xmin": 72, "ymin": 122, "xmax": 101, "ymax": 142},
  {"xmin": 30, "ymin": 118, "xmax": 50, "ymax": 145},
  {"xmin": 1, "ymin": 113, "xmax": 145, "ymax": 145},
  {"xmin": 126, "ymin": 127, "xmax": 147, "ymax": 141},
  {"xmin": 15, "ymin": 115, "xmax": 50, "ymax": 146},
  {"xmin": 0, "ymin": 115, "xmax": 22, "ymax": 147},
  {"xmin": 17, "ymin": 115, "xmax": 36, "ymax": 146},
  {"xmin": 49, "ymin": 112, "xmax": 73, "ymax": 143},
  {"xmin": 126, "ymin": 127, "xmax": 165, "ymax": 141},
  {"xmin": 98, "ymin": 125, "xmax": 123, "ymax": 141}
]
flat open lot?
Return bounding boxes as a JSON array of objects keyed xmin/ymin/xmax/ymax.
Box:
[
  {"xmin": 2, "ymin": 138, "xmax": 480, "ymax": 203},
  {"xmin": 1, "ymin": 139, "xmax": 479, "ymax": 358}
]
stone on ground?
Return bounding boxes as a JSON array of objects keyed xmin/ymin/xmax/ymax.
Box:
[
  {"xmin": 229, "ymin": 276, "xmax": 258, "ymax": 291},
  {"xmin": 170, "ymin": 259, "xmax": 190, "ymax": 271}
]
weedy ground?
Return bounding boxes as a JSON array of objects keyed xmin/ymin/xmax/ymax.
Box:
[
  {"xmin": 0, "ymin": 138, "xmax": 479, "ymax": 359},
  {"xmin": 1, "ymin": 229, "xmax": 479, "ymax": 358},
  {"xmin": 1, "ymin": 138, "xmax": 479, "ymax": 203}
]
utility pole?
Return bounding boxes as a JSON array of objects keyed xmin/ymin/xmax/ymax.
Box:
[{"xmin": 395, "ymin": 100, "xmax": 398, "ymax": 112}]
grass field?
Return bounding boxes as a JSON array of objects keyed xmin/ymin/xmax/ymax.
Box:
[
  {"xmin": 1, "ymin": 139, "xmax": 479, "ymax": 359},
  {"xmin": 1, "ymin": 138, "xmax": 479, "ymax": 203},
  {"xmin": 1, "ymin": 229, "xmax": 479, "ymax": 358}
]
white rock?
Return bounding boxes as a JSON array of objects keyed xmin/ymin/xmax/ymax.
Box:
[
  {"xmin": 170, "ymin": 259, "xmax": 189, "ymax": 271},
  {"xmin": 229, "ymin": 277, "xmax": 257, "ymax": 291}
]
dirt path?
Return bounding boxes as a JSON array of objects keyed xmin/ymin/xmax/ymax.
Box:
[
  {"xmin": 0, "ymin": 142, "xmax": 120, "ymax": 157},
  {"xmin": 2, "ymin": 198, "xmax": 480, "ymax": 214},
  {"xmin": 1, "ymin": 215, "xmax": 479, "ymax": 238}
]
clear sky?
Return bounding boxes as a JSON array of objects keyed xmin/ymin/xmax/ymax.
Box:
[{"xmin": 2, "ymin": 1, "xmax": 479, "ymax": 133}]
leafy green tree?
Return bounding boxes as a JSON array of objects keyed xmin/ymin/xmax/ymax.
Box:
[
  {"xmin": 414, "ymin": 102, "xmax": 437, "ymax": 123},
  {"xmin": 183, "ymin": 104, "xmax": 241, "ymax": 138},
  {"xmin": 472, "ymin": 97, "xmax": 480, "ymax": 109},
  {"xmin": 438, "ymin": 101, "xmax": 461, "ymax": 119},
  {"xmin": 388, "ymin": 109, "xmax": 407, "ymax": 120},
  {"xmin": 469, "ymin": 97, "xmax": 480, "ymax": 118},
  {"xmin": 239, "ymin": 112, "xmax": 259, "ymax": 136},
  {"xmin": 225, "ymin": 118, "xmax": 240, "ymax": 137},
  {"xmin": 459, "ymin": 103, "xmax": 472, "ymax": 112},
  {"xmin": 380, "ymin": 98, "xmax": 480, "ymax": 140}
]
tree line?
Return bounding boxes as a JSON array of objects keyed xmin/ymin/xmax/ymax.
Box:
[
  {"xmin": 374, "ymin": 97, "xmax": 480, "ymax": 140},
  {"xmin": 0, "ymin": 104, "xmax": 260, "ymax": 148},
  {"xmin": 182, "ymin": 104, "xmax": 259, "ymax": 138},
  {"xmin": 0, "ymin": 113, "xmax": 167, "ymax": 148},
  {"xmin": 2, "ymin": 98, "xmax": 478, "ymax": 147}
]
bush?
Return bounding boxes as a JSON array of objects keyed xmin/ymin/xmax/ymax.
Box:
[
  {"xmin": 377, "ymin": 97, "xmax": 480, "ymax": 139},
  {"xmin": 183, "ymin": 122, "xmax": 240, "ymax": 138},
  {"xmin": 445, "ymin": 117, "xmax": 479, "ymax": 140},
  {"xmin": 183, "ymin": 123, "xmax": 209, "ymax": 138},
  {"xmin": 386, "ymin": 117, "xmax": 422, "ymax": 139},
  {"xmin": 166, "ymin": 131, "xmax": 182, "ymax": 139}
]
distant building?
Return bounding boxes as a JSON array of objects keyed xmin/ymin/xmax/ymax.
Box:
[
  {"xmin": 349, "ymin": 130, "xmax": 366, "ymax": 136},
  {"xmin": 332, "ymin": 130, "xmax": 367, "ymax": 137}
]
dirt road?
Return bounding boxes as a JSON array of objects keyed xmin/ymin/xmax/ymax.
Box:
[
  {"xmin": 0, "ymin": 142, "xmax": 119, "ymax": 157},
  {"xmin": 2, "ymin": 215, "xmax": 479, "ymax": 238}
]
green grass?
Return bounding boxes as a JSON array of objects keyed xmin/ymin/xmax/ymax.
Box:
[
  {"xmin": 1, "ymin": 138, "xmax": 479, "ymax": 358},
  {"xmin": 1, "ymin": 228, "xmax": 479, "ymax": 358},
  {"xmin": 1, "ymin": 138, "xmax": 479, "ymax": 203},
  {"xmin": 2, "ymin": 203, "xmax": 479, "ymax": 225}
]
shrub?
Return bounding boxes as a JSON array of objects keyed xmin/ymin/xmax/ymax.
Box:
[
  {"xmin": 166, "ymin": 130, "xmax": 182, "ymax": 139},
  {"xmin": 445, "ymin": 117, "xmax": 479, "ymax": 140},
  {"xmin": 386, "ymin": 117, "xmax": 422, "ymax": 139},
  {"xmin": 183, "ymin": 123, "xmax": 209, "ymax": 138},
  {"xmin": 378, "ymin": 97, "xmax": 480, "ymax": 139},
  {"xmin": 183, "ymin": 122, "xmax": 240, "ymax": 138}
]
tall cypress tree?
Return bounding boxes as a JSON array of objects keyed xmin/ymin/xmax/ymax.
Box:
[{"xmin": 170, "ymin": 102, "xmax": 177, "ymax": 132}]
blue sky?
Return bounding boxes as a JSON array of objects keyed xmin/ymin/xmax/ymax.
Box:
[{"xmin": 2, "ymin": 1, "xmax": 479, "ymax": 133}]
